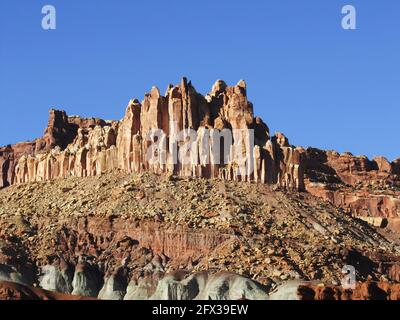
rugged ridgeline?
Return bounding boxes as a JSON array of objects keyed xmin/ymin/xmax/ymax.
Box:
[{"xmin": 0, "ymin": 78, "xmax": 304, "ymax": 191}]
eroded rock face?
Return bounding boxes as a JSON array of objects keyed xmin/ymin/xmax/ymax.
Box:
[
  {"xmin": 1, "ymin": 78, "xmax": 305, "ymax": 191},
  {"xmin": 1, "ymin": 80, "xmax": 398, "ymax": 221},
  {"xmin": 304, "ymin": 148, "xmax": 400, "ymax": 232},
  {"xmin": 0, "ymin": 110, "xmax": 110, "ymax": 187},
  {"xmin": 71, "ymin": 261, "xmax": 103, "ymax": 297},
  {"xmin": 0, "ymin": 143, "xmax": 35, "ymax": 188},
  {"xmin": 304, "ymin": 148, "xmax": 398, "ymax": 186},
  {"xmin": 98, "ymin": 270, "xmax": 128, "ymax": 300},
  {"xmin": 194, "ymin": 272, "xmax": 268, "ymax": 300},
  {"xmin": 136, "ymin": 271, "xmax": 269, "ymax": 301},
  {"xmin": 39, "ymin": 260, "xmax": 73, "ymax": 294}
]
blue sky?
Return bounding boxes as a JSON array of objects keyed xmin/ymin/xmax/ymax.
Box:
[{"xmin": 0, "ymin": 0, "xmax": 399, "ymax": 160}]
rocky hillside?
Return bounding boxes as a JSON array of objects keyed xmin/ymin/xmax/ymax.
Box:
[{"xmin": 0, "ymin": 171, "xmax": 399, "ymax": 299}]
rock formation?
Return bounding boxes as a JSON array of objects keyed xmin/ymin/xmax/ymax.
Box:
[
  {"xmin": 0, "ymin": 109, "xmax": 108, "ymax": 188},
  {"xmin": 1, "ymin": 78, "xmax": 305, "ymax": 191},
  {"xmin": 303, "ymin": 148, "xmax": 400, "ymax": 233},
  {"xmin": 0, "ymin": 78, "xmax": 399, "ymax": 300},
  {"xmin": 3, "ymin": 79, "xmax": 398, "ymax": 232}
]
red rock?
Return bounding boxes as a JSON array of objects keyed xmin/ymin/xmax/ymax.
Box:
[
  {"xmin": 373, "ymin": 156, "xmax": 391, "ymax": 173},
  {"xmin": 304, "ymin": 147, "xmax": 400, "ymax": 231},
  {"xmin": 2, "ymin": 78, "xmax": 305, "ymax": 191}
]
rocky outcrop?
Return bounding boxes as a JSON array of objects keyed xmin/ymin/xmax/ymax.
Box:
[
  {"xmin": 304, "ymin": 148, "xmax": 399, "ymax": 186},
  {"xmin": 98, "ymin": 266, "xmax": 129, "ymax": 300},
  {"xmin": 305, "ymin": 183, "xmax": 400, "ymax": 218},
  {"xmin": 0, "ymin": 143, "xmax": 35, "ymax": 188},
  {"xmin": 131, "ymin": 271, "xmax": 269, "ymax": 300},
  {"xmin": 304, "ymin": 148, "xmax": 400, "ymax": 231},
  {"xmin": 38, "ymin": 260, "xmax": 73, "ymax": 294},
  {"xmin": 1, "ymin": 78, "xmax": 305, "ymax": 191},
  {"xmin": 71, "ymin": 261, "xmax": 103, "ymax": 297},
  {"xmin": 0, "ymin": 110, "xmax": 110, "ymax": 188}
]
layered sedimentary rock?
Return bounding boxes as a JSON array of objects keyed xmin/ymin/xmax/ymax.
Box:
[
  {"xmin": 304, "ymin": 148, "xmax": 399, "ymax": 186},
  {"xmin": 303, "ymin": 148, "xmax": 400, "ymax": 232},
  {"xmin": 1, "ymin": 78, "xmax": 305, "ymax": 191}
]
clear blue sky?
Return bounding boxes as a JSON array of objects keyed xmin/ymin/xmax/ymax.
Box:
[{"xmin": 0, "ymin": 0, "xmax": 399, "ymax": 161}]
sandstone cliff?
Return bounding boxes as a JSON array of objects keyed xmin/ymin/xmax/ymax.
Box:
[
  {"xmin": 304, "ymin": 148, "xmax": 400, "ymax": 233},
  {"xmin": 1, "ymin": 78, "xmax": 304, "ymax": 191},
  {"xmin": 0, "ymin": 109, "xmax": 107, "ymax": 188}
]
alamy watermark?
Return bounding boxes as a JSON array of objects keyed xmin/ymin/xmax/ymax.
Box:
[
  {"xmin": 341, "ymin": 265, "xmax": 356, "ymax": 290},
  {"xmin": 41, "ymin": 5, "xmax": 356, "ymax": 31},
  {"xmin": 342, "ymin": 5, "xmax": 357, "ymax": 30},
  {"xmin": 145, "ymin": 124, "xmax": 255, "ymax": 175},
  {"xmin": 41, "ymin": 5, "xmax": 56, "ymax": 30}
]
